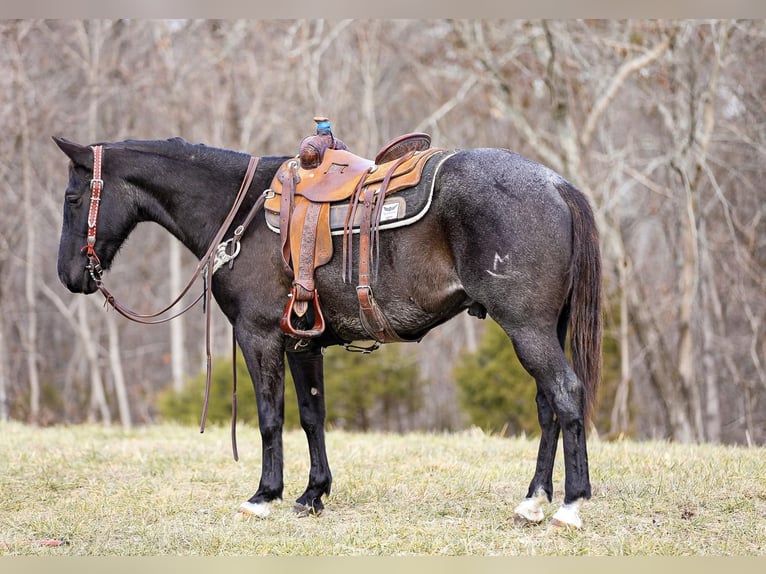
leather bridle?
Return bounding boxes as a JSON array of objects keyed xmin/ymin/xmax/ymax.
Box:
[
  {"xmin": 83, "ymin": 145, "xmax": 105, "ymax": 281},
  {"xmin": 82, "ymin": 144, "xmax": 265, "ymax": 460}
]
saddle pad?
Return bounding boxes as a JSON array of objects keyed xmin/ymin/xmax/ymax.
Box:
[{"xmin": 264, "ymin": 149, "xmax": 454, "ymax": 236}]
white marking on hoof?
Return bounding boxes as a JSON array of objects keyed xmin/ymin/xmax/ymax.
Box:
[
  {"xmin": 236, "ymin": 500, "xmax": 276, "ymax": 519},
  {"xmin": 551, "ymin": 500, "xmax": 583, "ymax": 529},
  {"xmin": 513, "ymin": 492, "xmax": 547, "ymax": 526}
]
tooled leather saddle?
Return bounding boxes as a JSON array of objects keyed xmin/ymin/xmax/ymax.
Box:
[{"xmin": 264, "ymin": 117, "xmax": 452, "ymax": 343}]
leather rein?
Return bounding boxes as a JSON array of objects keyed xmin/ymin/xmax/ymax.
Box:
[{"xmin": 83, "ymin": 145, "xmax": 265, "ymax": 461}]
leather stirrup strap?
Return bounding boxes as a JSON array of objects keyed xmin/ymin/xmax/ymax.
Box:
[
  {"xmin": 342, "ymin": 168, "xmax": 373, "ymax": 283},
  {"xmin": 294, "ymin": 201, "xmax": 323, "ymax": 305},
  {"xmin": 356, "ymin": 186, "xmax": 405, "ymax": 343},
  {"xmin": 368, "ymin": 151, "xmax": 414, "ymax": 283},
  {"xmin": 279, "ymin": 160, "xmax": 298, "ymax": 274}
]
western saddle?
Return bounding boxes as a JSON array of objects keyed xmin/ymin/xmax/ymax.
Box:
[{"xmin": 265, "ymin": 117, "xmax": 446, "ymax": 343}]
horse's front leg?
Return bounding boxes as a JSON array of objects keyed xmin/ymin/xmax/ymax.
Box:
[
  {"xmin": 236, "ymin": 331, "xmax": 286, "ymax": 518},
  {"xmin": 287, "ymin": 345, "xmax": 332, "ymax": 516}
]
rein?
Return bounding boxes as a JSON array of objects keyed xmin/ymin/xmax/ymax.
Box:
[{"xmin": 84, "ymin": 145, "xmax": 264, "ymax": 461}]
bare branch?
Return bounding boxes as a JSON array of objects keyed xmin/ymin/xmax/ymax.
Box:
[
  {"xmin": 582, "ymin": 32, "xmax": 675, "ymax": 148},
  {"xmin": 415, "ymin": 75, "xmax": 480, "ymax": 134}
]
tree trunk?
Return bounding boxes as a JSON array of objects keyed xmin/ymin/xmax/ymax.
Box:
[
  {"xmin": 107, "ymin": 312, "xmax": 132, "ymax": 429},
  {"xmin": 700, "ymin": 224, "xmax": 722, "ymax": 443},
  {"xmin": 0, "ymin": 324, "xmax": 8, "ymax": 422},
  {"xmin": 672, "ymin": 20, "xmax": 731, "ymax": 443},
  {"xmin": 169, "ymin": 238, "xmax": 186, "ymax": 392},
  {"xmin": 81, "ymin": 299, "xmax": 111, "ymax": 424},
  {"xmin": 676, "ymin": 168, "xmax": 704, "ymax": 441},
  {"xmin": 13, "ymin": 26, "xmax": 41, "ymax": 425},
  {"xmin": 610, "ymin": 250, "xmax": 632, "ymax": 435}
]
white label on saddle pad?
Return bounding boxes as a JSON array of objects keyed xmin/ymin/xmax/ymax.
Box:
[{"xmin": 380, "ymin": 202, "xmax": 401, "ymax": 222}]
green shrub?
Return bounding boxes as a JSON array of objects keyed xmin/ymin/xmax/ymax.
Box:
[
  {"xmin": 323, "ymin": 343, "xmax": 421, "ymax": 432},
  {"xmin": 156, "ymin": 350, "xmax": 300, "ymax": 428},
  {"xmin": 157, "ymin": 343, "xmax": 422, "ymax": 432},
  {"xmin": 453, "ymin": 322, "xmax": 538, "ymax": 436},
  {"xmin": 454, "ymin": 317, "xmax": 622, "ymax": 437}
]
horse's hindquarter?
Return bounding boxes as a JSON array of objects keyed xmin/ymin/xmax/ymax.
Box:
[{"xmin": 433, "ymin": 148, "xmax": 574, "ymax": 325}]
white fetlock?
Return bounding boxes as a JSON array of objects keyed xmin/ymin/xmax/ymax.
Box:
[
  {"xmin": 513, "ymin": 491, "xmax": 548, "ymax": 525},
  {"xmin": 235, "ymin": 500, "xmax": 276, "ymax": 519},
  {"xmin": 551, "ymin": 500, "xmax": 583, "ymax": 529}
]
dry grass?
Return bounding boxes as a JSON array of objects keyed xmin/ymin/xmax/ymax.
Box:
[{"xmin": 0, "ymin": 421, "xmax": 764, "ymax": 555}]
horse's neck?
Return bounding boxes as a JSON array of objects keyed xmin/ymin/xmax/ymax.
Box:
[{"xmin": 136, "ymin": 153, "xmax": 250, "ymax": 260}]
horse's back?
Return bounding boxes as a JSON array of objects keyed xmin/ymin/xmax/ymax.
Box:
[{"xmin": 436, "ymin": 148, "xmax": 572, "ymax": 226}]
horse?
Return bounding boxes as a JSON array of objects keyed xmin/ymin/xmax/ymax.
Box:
[{"xmin": 53, "ymin": 134, "xmax": 602, "ymax": 529}]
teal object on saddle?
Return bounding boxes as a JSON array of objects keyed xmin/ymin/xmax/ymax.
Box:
[{"xmin": 313, "ymin": 116, "xmax": 332, "ymax": 135}]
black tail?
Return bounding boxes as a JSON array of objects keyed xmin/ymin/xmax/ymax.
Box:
[{"xmin": 555, "ymin": 181, "xmax": 602, "ymax": 423}]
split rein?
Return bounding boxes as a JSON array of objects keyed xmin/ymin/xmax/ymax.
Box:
[{"xmin": 83, "ymin": 145, "xmax": 263, "ymax": 461}]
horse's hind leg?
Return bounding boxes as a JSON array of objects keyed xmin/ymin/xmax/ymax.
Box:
[
  {"xmin": 286, "ymin": 346, "xmax": 332, "ymax": 516},
  {"xmin": 513, "ymin": 310, "xmax": 566, "ymax": 526},
  {"xmin": 507, "ymin": 324, "xmax": 591, "ymax": 529},
  {"xmin": 513, "ymin": 386, "xmax": 560, "ymax": 525}
]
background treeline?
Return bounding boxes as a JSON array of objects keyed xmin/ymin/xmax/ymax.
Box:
[{"xmin": 0, "ymin": 20, "xmax": 763, "ymax": 445}]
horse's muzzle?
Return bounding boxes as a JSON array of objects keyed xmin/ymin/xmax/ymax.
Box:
[{"xmin": 57, "ymin": 264, "xmax": 98, "ymax": 295}]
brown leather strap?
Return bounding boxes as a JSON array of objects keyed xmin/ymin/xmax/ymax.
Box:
[
  {"xmin": 357, "ymin": 187, "xmax": 377, "ymax": 288},
  {"xmin": 279, "ymin": 200, "xmax": 327, "ymax": 338},
  {"xmin": 343, "ymin": 154, "xmax": 416, "ymax": 343},
  {"xmin": 85, "ymin": 145, "xmax": 104, "ymax": 258},
  {"xmin": 356, "ymin": 284, "xmax": 404, "ymax": 342},
  {"xmin": 355, "ymin": 187, "xmax": 405, "ymax": 343},
  {"xmin": 368, "ymin": 152, "xmax": 414, "ymax": 283},
  {"xmin": 279, "ymin": 160, "xmax": 298, "ymax": 274},
  {"xmin": 295, "ymin": 201, "xmax": 323, "ymax": 304},
  {"xmin": 231, "ymin": 328, "xmax": 239, "ymax": 461},
  {"xmin": 342, "ymin": 168, "xmax": 373, "ymax": 283}
]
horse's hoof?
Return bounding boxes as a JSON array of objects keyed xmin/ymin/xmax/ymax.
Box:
[
  {"xmin": 513, "ymin": 508, "xmax": 544, "ymax": 526},
  {"xmin": 513, "ymin": 494, "xmax": 546, "ymax": 526},
  {"xmin": 236, "ymin": 500, "xmax": 275, "ymax": 519},
  {"xmin": 513, "ymin": 512, "xmax": 543, "ymax": 526},
  {"xmin": 550, "ymin": 501, "xmax": 583, "ymax": 529},
  {"xmin": 293, "ymin": 502, "xmax": 323, "ymax": 517}
]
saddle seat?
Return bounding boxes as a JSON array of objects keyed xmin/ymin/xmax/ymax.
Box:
[
  {"xmin": 265, "ymin": 144, "xmax": 439, "ymax": 208},
  {"xmin": 264, "ymin": 129, "xmax": 447, "ymax": 342}
]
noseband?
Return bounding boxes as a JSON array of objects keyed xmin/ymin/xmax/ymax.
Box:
[{"xmin": 82, "ymin": 145, "xmax": 265, "ymax": 460}]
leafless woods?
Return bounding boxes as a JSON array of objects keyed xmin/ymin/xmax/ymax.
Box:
[{"xmin": 0, "ymin": 20, "xmax": 763, "ymax": 444}]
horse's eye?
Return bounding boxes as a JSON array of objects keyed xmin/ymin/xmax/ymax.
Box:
[{"xmin": 65, "ymin": 194, "xmax": 82, "ymax": 206}]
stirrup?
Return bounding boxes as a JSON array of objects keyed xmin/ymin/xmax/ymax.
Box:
[{"xmin": 280, "ymin": 288, "xmax": 326, "ymax": 338}]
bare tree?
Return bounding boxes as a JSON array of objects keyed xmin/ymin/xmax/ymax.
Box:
[
  {"xmin": 0, "ymin": 318, "xmax": 8, "ymax": 422},
  {"xmin": 0, "ymin": 19, "xmax": 763, "ymax": 442},
  {"xmin": 9, "ymin": 22, "xmax": 42, "ymax": 424}
]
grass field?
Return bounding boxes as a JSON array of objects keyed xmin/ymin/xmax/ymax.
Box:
[{"xmin": 0, "ymin": 421, "xmax": 764, "ymax": 556}]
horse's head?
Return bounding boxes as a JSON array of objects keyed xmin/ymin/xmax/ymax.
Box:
[{"xmin": 54, "ymin": 137, "xmax": 137, "ymax": 294}]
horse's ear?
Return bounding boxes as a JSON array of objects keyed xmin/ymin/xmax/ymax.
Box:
[{"xmin": 52, "ymin": 137, "xmax": 91, "ymax": 166}]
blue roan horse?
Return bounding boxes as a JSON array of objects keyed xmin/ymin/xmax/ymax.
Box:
[{"xmin": 54, "ymin": 133, "xmax": 601, "ymax": 529}]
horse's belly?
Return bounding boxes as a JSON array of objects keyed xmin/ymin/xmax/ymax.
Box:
[{"xmin": 322, "ymin": 279, "xmax": 469, "ymax": 343}]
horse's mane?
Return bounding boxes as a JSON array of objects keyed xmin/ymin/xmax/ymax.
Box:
[{"xmin": 102, "ymin": 137, "xmax": 247, "ymax": 166}]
